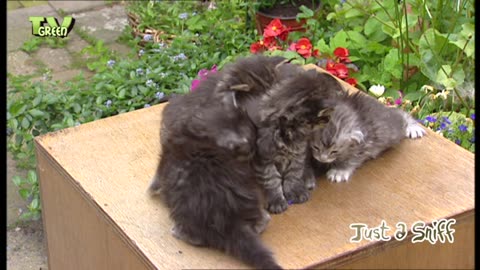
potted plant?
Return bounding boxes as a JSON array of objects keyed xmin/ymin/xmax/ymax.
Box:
[{"xmin": 252, "ymin": 0, "xmax": 322, "ymax": 34}]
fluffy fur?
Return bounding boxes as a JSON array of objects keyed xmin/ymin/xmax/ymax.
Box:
[
  {"xmin": 149, "ymin": 55, "xmax": 286, "ymax": 269},
  {"xmin": 253, "ymin": 70, "xmax": 347, "ymax": 213},
  {"xmin": 311, "ymin": 91, "xmax": 426, "ymax": 182}
]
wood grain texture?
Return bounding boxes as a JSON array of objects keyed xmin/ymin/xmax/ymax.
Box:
[{"xmin": 35, "ymin": 67, "xmax": 474, "ymax": 269}]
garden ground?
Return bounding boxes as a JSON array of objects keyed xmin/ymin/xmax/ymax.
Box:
[{"xmin": 7, "ymin": 1, "xmax": 130, "ymax": 268}]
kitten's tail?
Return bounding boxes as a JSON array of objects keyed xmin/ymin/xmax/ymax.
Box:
[{"xmin": 225, "ymin": 225, "xmax": 282, "ymax": 270}]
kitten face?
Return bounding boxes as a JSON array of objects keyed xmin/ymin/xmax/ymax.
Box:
[{"xmin": 311, "ymin": 106, "xmax": 364, "ymax": 164}]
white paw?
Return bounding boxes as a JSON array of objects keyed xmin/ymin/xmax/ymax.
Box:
[
  {"xmin": 406, "ymin": 123, "xmax": 426, "ymax": 139},
  {"xmin": 327, "ymin": 168, "xmax": 353, "ymax": 182}
]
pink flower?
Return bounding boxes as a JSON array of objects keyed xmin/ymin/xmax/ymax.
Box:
[{"xmin": 191, "ymin": 65, "xmax": 217, "ymax": 91}]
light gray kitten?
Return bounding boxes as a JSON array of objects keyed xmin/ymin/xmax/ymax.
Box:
[{"xmin": 311, "ymin": 92, "xmax": 426, "ymax": 182}]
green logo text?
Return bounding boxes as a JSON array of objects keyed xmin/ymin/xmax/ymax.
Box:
[{"xmin": 29, "ymin": 16, "xmax": 75, "ymax": 38}]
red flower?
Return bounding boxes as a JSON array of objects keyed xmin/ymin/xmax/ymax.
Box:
[
  {"xmin": 295, "ymin": 38, "xmax": 313, "ymax": 58},
  {"xmin": 312, "ymin": 49, "xmax": 319, "ymax": 57},
  {"xmin": 333, "ymin": 63, "xmax": 349, "ymax": 79},
  {"xmin": 278, "ymin": 28, "xmax": 290, "ymax": 41},
  {"xmin": 325, "ymin": 59, "xmax": 337, "ymax": 75},
  {"xmin": 250, "ymin": 41, "xmax": 264, "ymax": 54},
  {"xmin": 263, "ymin": 18, "xmax": 288, "ymax": 38},
  {"xmin": 334, "ymin": 47, "xmax": 350, "ymax": 62},
  {"xmin": 263, "ymin": 36, "xmax": 277, "ymax": 48},
  {"xmin": 345, "ymin": 77, "xmax": 358, "ymax": 87}
]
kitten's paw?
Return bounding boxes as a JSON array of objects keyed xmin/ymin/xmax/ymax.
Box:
[
  {"xmin": 266, "ymin": 197, "xmax": 288, "ymax": 214},
  {"xmin": 253, "ymin": 209, "xmax": 271, "ymax": 234},
  {"xmin": 406, "ymin": 123, "xmax": 426, "ymax": 139},
  {"xmin": 304, "ymin": 176, "xmax": 317, "ymax": 190},
  {"xmin": 327, "ymin": 168, "xmax": 353, "ymax": 182},
  {"xmin": 284, "ymin": 186, "xmax": 310, "ymax": 204},
  {"xmin": 171, "ymin": 225, "xmax": 204, "ymax": 246}
]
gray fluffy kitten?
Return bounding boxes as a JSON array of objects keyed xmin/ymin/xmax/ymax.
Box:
[
  {"xmin": 311, "ymin": 91, "xmax": 426, "ymax": 182},
  {"xmin": 148, "ymin": 55, "xmax": 289, "ymax": 270},
  {"xmin": 253, "ymin": 70, "xmax": 347, "ymax": 213}
]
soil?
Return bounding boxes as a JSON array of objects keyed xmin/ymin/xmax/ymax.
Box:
[
  {"xmin": 7, "ymin": 220, "xmax": 49, "ymax": 270},
  {"xmin": 258, "ymin": 0, "xmax": 320, "ymax": 18}
]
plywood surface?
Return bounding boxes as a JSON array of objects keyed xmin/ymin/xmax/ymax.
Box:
[{"xmin": 35, "ymin": 67, "xmax": 474, "ymax": 269}]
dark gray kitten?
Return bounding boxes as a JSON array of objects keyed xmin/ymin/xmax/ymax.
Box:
[
  {"xmin": 311, "ymin": 91, "xmax": 426, "ymax": 182},
  {"xmin": 254, "ymin": 70, "xmax": 347, "ymax": 213},
  {"xmin": 149, "ymin": 55, "xmax": 286, "ymax": 270}
]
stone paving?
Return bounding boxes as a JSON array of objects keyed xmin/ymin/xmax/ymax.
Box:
[{"xmin": 7, "ymin": 1, "xmax": 133, "ymax": 269}]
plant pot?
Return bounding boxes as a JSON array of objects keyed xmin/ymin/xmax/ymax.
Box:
[{"xmin": 254, "ymin": 1, "xmax": 321, "ymax": 35}]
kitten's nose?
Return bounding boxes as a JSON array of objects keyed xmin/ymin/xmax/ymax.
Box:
[{"xmin": 320, "ymin": 154, "xmax": 329, "ymax": 162}]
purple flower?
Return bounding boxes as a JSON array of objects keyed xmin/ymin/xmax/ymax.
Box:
[
  {"xmin": 143, "ymin": 34, "xmax": 153, "ymax": 41},
  {"xmin": 438, "ymin": 122, "xmax": 448, "ymax": 130},
  {"xmin": 471, "ymin": 114, "xmax": 475, "ymax": 120},
  {"xmin": 138, "ymin": 49, "xmax": 145, "ymax": 57},
  {"xmin": 179, "ymin": 13, "xmax": 188, "ymax": 20},
  {"xmin": 144, "ymin": 104, "xmax": 151, "ymax": 108},
  {"xmin": 455, "ymin": 139, "xmax": 461, "ymax": 145},
  {"xmin": 107, "ymin": 60, "xmax": 115, "ymax": 67},
  {"xmin": 441, "ymin": 116, "xmax": 452, "ymax": 125},
  {"xmin": 146, "ymin": 79, "xmax": 155, "ymax": 87},
  {"xmin": 136, "ymin": 68, "xmax": 144, "ymax": 75},
  {"xmin": 458, "ymin": 124, "xmax": 468, "ymax": 132},
  {"xmin": 469, "ymin": 137, "xmax": 475, "ymax": 143},
  {"xmin": 172, "ymin": 53, "xmax": 187, "ymax": 61},
  {"xmin": 287, "ymin": 200, "xmax": 294, "ymax": 205},
  {"xmin": 425, "ymin": 116, "xmax": 437, "ymax": 123},
  {"xmin": 155, "ymin": 91, "xmax": 165, "ymax": 99},
  {"xmin": 105, "ymin": 100, "xmax": 112, "ymax": 107}
]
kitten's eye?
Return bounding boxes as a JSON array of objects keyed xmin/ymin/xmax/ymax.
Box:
[{"xmin": 330, "ymin": 150, "xmax": 338, "ymax": 155}]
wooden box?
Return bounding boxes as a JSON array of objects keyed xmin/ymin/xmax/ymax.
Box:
[{"xmin": 35, "ymin": 66, "xmax": 474, "ymax": 269}]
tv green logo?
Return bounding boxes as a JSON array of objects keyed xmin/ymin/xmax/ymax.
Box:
[{"xmin": 29, "ymin": 16, "xmax": 75, "ymax": 37}]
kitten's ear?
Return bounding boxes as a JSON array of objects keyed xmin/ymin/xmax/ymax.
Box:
[
  {"xmin": 314, "ymin": 107, "xmax": 334, "ymax": 128},
  {"xmin": 230, "ymin": 84, "xmax": 251, "ymax": 92},
  {"xmin": 350, "ymin": 130, "xmax": 364, "ymax": 144}
]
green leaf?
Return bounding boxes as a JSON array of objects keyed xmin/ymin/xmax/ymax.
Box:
[
  {"xmin": 29, "ymin": 109, "xmax": 45, "ymax": 118},
  {"xmin": 403, "ymin": 92, "xmax": 424, "ymax": 102},
  {"xmin": 344, "ymin": 8, "xmax": 362, "ymax": 18},
  {"xmin": 27, "ymin": 170, "xmax": 37, "ymax": 184},
  {"xmin": 346, "ymin": 31, "xmax": 367, "ymax": 49},
  {"xmin": 9, "ymin": 103, "xmax": 27, "ymax": 117},
  {"xmin": 316, "ymin": 39, "xmax": 330, "ymax": 54},
  {"xmin": 364, "ymin": 17, "xmax": 387, "ymax": 42},
  {"xmin": 383, "ymin": 48, "xmax": 402, "ymax": 79},
  {"xmin": 330, "ymin": 30, "xmax": 349, "ymax": 51},
  {"xmin": 72, "ymin": 103, "xmax": 81, "ymax": 113},
  {"xmin": 138, "ymin": 85, "xmax": 149, "ymax": 95},
  {"xmin": 30, "ymin": 198, "xmax": 39, "ymax": 209},
  {"xmin": 12, "ymin": 175, "xmax": 23, "ymax": 187},
  {"xmin": 9, "ymin": 119, "xmax": 19, "ymax": 131},
  {"xmin": 32, "ymin": 96, "xmax": 42, "ymax": 107},
  {"xmin": 435, "ymin": 65, "xmax": 465, "ymax": 88},
  {"xmin": 118, "ymin": 88, "xmax": 126, "ymax": 99},
  {"xmin": 21, "ymin": 118, "xmax": 30, "ymax": 129},
  {"xmin": 297, "ymin": 5, "xmax": 314, "ymax": 19},
  {"xmin": 19, "ymin": 189, "xmax": 30, "ymax": 200},
  {"xmin": 326, "ymin": 12, "xmax": 336, "ymax": 21},
  {"xmin": 449, "ymin": 23, "xmax": 475, "ymax": 57}
]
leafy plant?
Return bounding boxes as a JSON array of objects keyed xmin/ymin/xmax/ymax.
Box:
[{"xmin": 319, "ymin": 0, "xmax": 474, "ymax": 111}]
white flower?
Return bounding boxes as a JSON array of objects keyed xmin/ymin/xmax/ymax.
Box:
[{"xmin": 369, "ymin": 84, "xmax": 385, "ymax": 97}]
